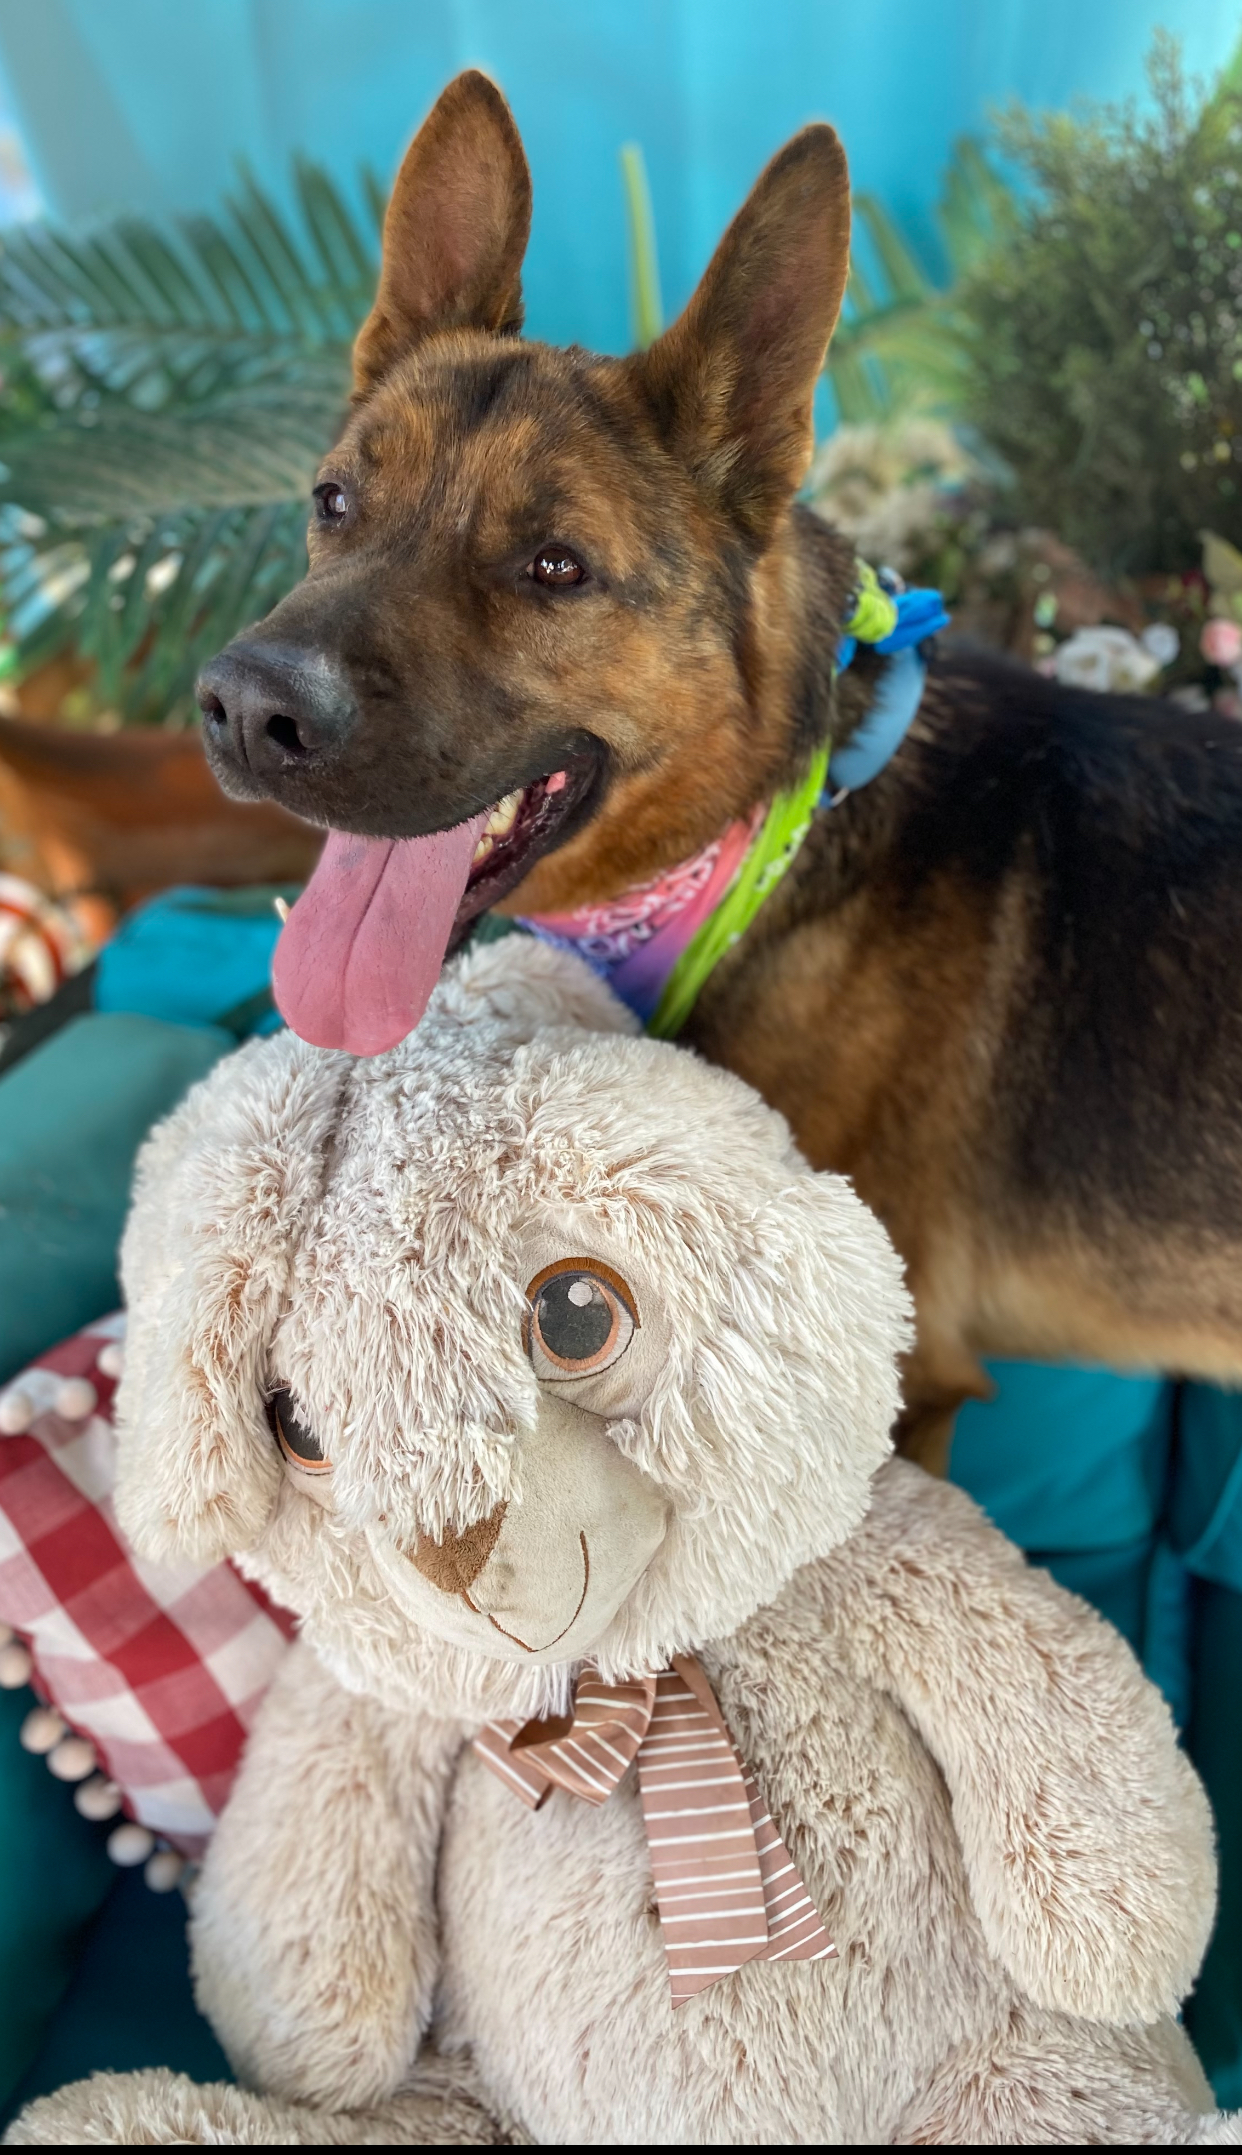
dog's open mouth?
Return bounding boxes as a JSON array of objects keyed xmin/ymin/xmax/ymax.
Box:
[
  {"xmin": 270, "ymin": 748, "xmax": 603, "ymax": 1057},
  {"xmin": 452, "ymin": 753, "xmax": 600, "ymax": 941}
]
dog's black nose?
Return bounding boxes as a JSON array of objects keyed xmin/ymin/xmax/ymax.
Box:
[{"xmin": 196, "ymin": 643, "xmax": 356, "ymax": 780}]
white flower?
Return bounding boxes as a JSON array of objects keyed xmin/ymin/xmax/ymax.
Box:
[
  {"xmin": 1139, "ymin": 621, "xmax": 1179, "ymax": 666},
  {"xmin": 1050, "ymin": 626, "xmax": 1160, "ymax": 693},
  {"xmin": 806, "ymin": 419, "xmax": 984, "ymax": 573}
]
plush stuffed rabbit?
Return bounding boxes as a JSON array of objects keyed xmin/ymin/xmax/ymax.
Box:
[{"xmin": 10, "ymin": 941, "xmax": 1236, "ymax": 2146}]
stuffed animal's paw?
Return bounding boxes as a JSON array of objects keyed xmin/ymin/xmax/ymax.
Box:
[
  {"xmin": 4, "ymin": 2072, "xmax": 285, "ymax": 2146},
  {"xmin": 1185, "ymin": 2116, "xmax": 1242, "ymax": 2146},
  {"xmin": 952, "ymin": 1622, "xmax": 1216, "ymax": 2025},
  {"xmin": 3, "ymin": 2064, "xmax": 514, "ymax": 2146},
  {"xmin": 850, "ymin": 1465, "xmax": 1218, "ymax": 2025}
]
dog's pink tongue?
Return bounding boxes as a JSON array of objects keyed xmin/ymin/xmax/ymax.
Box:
[{"xmin": 272, "ymin": 815, "xmax": 486, "ymax": 1055}]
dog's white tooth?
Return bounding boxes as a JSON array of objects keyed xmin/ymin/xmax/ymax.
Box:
[
  {"xmin": 471, "ymin": 832, "xmax": 495, "ymax": 866},
  {"xmin": 485, "ymin": 789, "xmax": 522, "ymax": 839}
]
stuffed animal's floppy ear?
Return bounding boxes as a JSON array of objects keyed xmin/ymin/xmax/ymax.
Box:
[
  {"xmin": 115, "ymin": 1037, "xmax": 346, "ymax": 1566},
  {"xmin": 632, "ymin": 1127, "xmax": 913, "ymax": 1654},
  {"xmin": 353, "ymin": 69, "xmax": 531, "ymax": 394},
  {"xmin": 635, "ymin": 124, "xmax": 850, "ymax": 545},
  {"xmin": 701, "ymin": 1161, "xmax": 911, "ymax": 1549}
]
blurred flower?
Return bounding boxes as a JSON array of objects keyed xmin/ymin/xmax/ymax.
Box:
[
  {"xmin": 1048, "ymin": 627, "xmax": 1160, "ymax": 692},
  {"xmin": 1139, "ymin": 621, "xmax": 1179, "ymax": 666},
  {"xmin": 1200, "ymin": 617, "xmax": 1242, "ymax": 667},
  {"xmin": 144, "ymin": 553, "xmax": 182, "ymax": 599},
  {"xmin": 806, "ymin": 419, "xmax": 988, "ymax": 578}
]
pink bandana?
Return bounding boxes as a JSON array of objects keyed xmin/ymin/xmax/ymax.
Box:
[{"xmin": 520, "ymin": 804, "xmax": 765, "ymax": 1023}]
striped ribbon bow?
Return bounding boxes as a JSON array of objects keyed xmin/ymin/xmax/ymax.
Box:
[{"xmin": 474, "ymin": 1652, "xmax": 835, "ymax": 2006}]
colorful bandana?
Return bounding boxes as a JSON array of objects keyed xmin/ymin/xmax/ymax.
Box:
[
  {"xmin": 521, "ymin": 569, "xmax": 948, "ymax": 1035},
  {"xmin": 475, "ymin": 1653, "xmax": 835, "ymax": 2006},
  {"xmin": 526, "ymin": 803, "xmax": 765, "ymax": 1025}
]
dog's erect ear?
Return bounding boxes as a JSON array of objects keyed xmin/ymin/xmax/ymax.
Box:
[
  {"xmin": 636, "ymin": 125, "xmax": 850, "ymax": 543},
  {"xmin": 353, "ymin": 70, "xmax": 532, "ymax": 394}
]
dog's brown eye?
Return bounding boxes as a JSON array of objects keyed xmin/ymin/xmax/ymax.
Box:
[
  {"xmin": 314, "ymin": 482, "xmax": 348, "ymax": 524},
  {"xmin": 524, "ymin": 1259, "xmax": 637, "ymax": 1380},
  {"xmin": 268, "ymin": 1388, "xmax": 330, "ymax": 1473},
  {"xmin": 531, "ymin": 547, "xmax": 586, "ymax": 588}
]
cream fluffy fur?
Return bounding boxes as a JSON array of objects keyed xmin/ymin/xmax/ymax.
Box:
[{"xmin": 8, "ymin": 940, "xmax": 1238, "ymax": 2147}]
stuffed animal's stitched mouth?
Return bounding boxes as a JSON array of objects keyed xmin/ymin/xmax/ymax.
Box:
[{"xmin": 464, "ymin": 1530, "xmax": 591, "ymax": 1655}]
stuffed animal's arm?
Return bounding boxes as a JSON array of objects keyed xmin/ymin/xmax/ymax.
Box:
[
  {"xmin": 191, "ymin": 1639, "xmax": 463, "ymax": 2110},
  {"xmin": 820, "ymin": 1457, "xmax": 1216, "ymax": 2024}
]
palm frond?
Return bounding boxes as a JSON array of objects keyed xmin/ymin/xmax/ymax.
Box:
[
  {"xmin": 822, "ymin": 198, "xmax": 935, "ymax": 426},
  {"xmin": 0, "ymin": 162, "xmax": 378, "ymax": 722},
  {"xmin": 0, "ymin": 374, "xmax": 349, "ymax": 518},
  {"xmin": 853, "ymin": 197, "xmax": 934, "ymax": 306},
  {"xmin": 0, "ymin": 134, "xmax": 1016, "ymax": 724},
  {"xmin": 938, "ymin": 136, "xmax": 1019, "ymax": 274},
  {"xmin": 822, "ymin": 140, "xmax": 1019, "ymax": 426},
  {"xmin": 620, "ymin": 144, "xmax": 665, "ymax": 348}
]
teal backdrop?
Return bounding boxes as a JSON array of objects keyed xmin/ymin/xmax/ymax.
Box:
[{"xmin": 0, "ymin": 0, "xmax": 1235, "ymax": 352}]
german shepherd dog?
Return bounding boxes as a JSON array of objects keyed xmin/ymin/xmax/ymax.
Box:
[{"xmin": 198, "ymin": 72, "xmax": 1242, "ymax": 1469}]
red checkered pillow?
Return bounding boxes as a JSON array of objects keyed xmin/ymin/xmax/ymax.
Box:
[{"xmin": 0, "ymin": 1314, "xmax": 294, "ymax": 1856}]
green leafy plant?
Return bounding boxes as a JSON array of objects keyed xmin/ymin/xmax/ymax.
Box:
[
  {"xmin": 822, "ymin": 139, "xmax": 1017, "ymax": 426},
  {"xmin": 0, "ymin": 163, "xmax": 381, "ymax": 722},
  {"xmin": 955, "ymin": 32, "xmax": 1242, "ymax": 576}
]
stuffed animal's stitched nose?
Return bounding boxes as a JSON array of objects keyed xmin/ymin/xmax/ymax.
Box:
[
  {"xmin": 196, "ymin": 642, "xmax": 356, "ymax": 780},
  {"xmin": 412, "ymin": 1504, "xmax": 508, "ymax": 1596}
]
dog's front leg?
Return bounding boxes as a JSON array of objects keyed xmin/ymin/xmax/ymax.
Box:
[{"xmin": 192, "ymin": 1639, "xmax": 463, "ymax": 2112}]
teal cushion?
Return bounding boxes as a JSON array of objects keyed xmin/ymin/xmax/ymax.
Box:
[
  {"xmin": 0, "ymin": 1013, "xmax": 232, "ymax": 1385},
  {"xmin": 94, "ymin": 885, "xmax": 292, "ymax": 1037},
  {"xmin": 0, "ymin": 904, "xmax": 254, "ymax": 2105},
  {"xmin": 1032, "ymin": 1536, "xmax": 1160, "ymax": 1657},
  {"xmin": 1183, "ymin": 1579, "xmax": 1242, "ymax": 2109},
  {"xmin": 1170, "ymin": 1386, "xmax": 1242, "ymax": 1593},
  {"xmin": 0, "ymin": 1685, "xmax": 114, "ymax": 2113},
  {"xmin": 951, "ymin": 1362, "xmax": 1173, "ymax": 1555},
  {"xmin": 1, "ymin": 1869, "xmax": 230, "ymax": 2129},
  {"xmin": 0, "ymin": 1006, "xmax": 234, "ymax": 2100}
]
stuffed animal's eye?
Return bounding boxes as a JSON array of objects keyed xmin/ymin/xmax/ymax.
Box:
[
  {"xmin": 524, "ymin": 1260, "xmax": 637, "ymax": 1381},
  {"xmin": 267, "ymin": 1388, "xmax": 330, "ymax": 1473}
]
